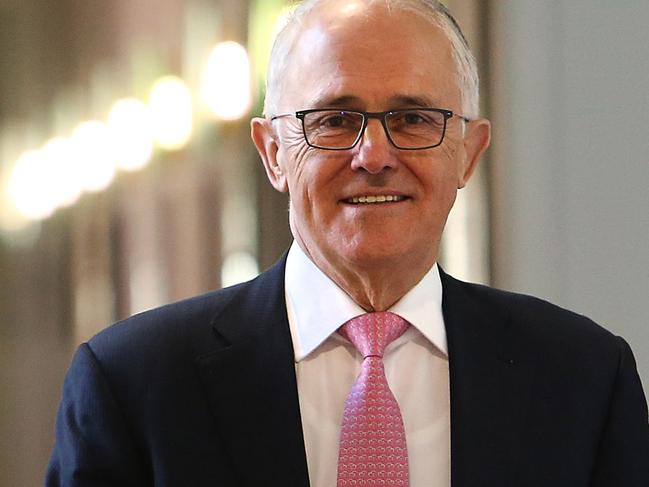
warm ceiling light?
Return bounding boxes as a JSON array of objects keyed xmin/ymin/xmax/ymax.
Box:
[
  {"xmin": 149, "ymin": 76, "xmax": 193, "ymax": 150},
  {"xmin": 8, "ymin": 150, "xmax": 56, "ymax": 220},
  {"xmin": 42, "ymin": 137, "xmax": 83, "ymax": 208},
  {"xmin": 107, "ymin": 98, "xmax": 154, "ymax": 172},
  {"xmin": 202, "ymin": 41, "xmax": 252, "ymax": 121},
  {"xmin": 71, "ymin": 120, "xmax": 116, "ymax": 193}
]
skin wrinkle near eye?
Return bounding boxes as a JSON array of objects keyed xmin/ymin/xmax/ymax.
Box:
[
  {"xmin": 286, "ymin": 134, "xmax": 310, "ymax": 159},
  {"xmin": 282, "ymin": 123, "xmax": 307, "ymax": 147}
]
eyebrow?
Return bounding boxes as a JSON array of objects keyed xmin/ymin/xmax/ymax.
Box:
[
  {"xmin": 389, "ymin": 95, "xmax": 441, "ymax": 108},
  {"xmin": 309, "ymin": 94, "xmax": 442, "ymax": 110},
  {"xmin": 311, "ymin": 95, "xmax": 362, "ymax": 109}
]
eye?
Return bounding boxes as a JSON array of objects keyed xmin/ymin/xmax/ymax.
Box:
[
  {"xmin": 390, "ymin": 110, "xmax": 445, "ymax": 130},
  {"xmin": 321, "ymin": 114, "xmax": 347, "ymax": 128},
  {"xmin": 302, "ymin": 110, "xmax": 363, "ymax": 136},
  {"xmin": 403, "ymin": 112, "xmax": 425, "ymax": 125},
  {"xmin": 317, "ymin": 111, "xmax": 361, "ymax": 130}
]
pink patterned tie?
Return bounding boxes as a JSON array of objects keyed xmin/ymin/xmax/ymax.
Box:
[{"xmin": 336, "ymin": 312, "xmax": 410, "ymax": 486}]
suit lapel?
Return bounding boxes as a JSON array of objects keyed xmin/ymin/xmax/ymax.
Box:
[
  {"xmin": 441, "ymin": 270, "xmax": 535, "ymax": 487},
  {"xmin": 195, "ymin": 258, "xmax": 310, "ymax": 487}
]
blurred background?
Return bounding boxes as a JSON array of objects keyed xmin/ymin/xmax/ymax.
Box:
[{"xmin": 0, "ymin": 0, "xmax": 647, "ymax": 485}]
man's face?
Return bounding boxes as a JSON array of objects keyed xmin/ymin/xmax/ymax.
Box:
[{"xmin": 253, "ymin": 1, "xmax": 490, "ymax": 284}]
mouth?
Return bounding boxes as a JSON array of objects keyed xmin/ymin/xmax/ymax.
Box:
[{"xmin": 343, "ymin": 195, "xmax": 409, "ymax": 205}]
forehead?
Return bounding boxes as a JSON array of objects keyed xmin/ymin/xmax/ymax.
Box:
[{"xmin": 284, "ymin": 2, "xmax": 459, "ymax": 109}]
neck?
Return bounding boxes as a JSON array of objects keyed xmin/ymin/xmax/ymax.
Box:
[
  {"xmin": 329, "ymin": 265, "xmax": 430, "ymax": 312},
  {"xmin": 297, "ymin": 242, "xmax": 436, "ymax": 312}
]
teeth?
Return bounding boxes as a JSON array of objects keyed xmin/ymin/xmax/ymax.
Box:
[{"xmin": 349, "ymin": 195, "xmax": 404, "ymax": 204}]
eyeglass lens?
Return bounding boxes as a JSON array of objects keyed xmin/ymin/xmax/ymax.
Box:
[{"xmin": 302, "ymin": 109, "xmax": 447, "ymax": 149}]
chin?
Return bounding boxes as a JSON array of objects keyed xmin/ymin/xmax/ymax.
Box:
[
  {"xmin": 337, "ymin": 242, "xmax": 412, "ymax": 270},
  {"xmin": 343, "ymin": 229, "xmax": 439, "ymax": 269}
]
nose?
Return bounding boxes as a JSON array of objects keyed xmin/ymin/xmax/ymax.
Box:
[{"xmin": 350, "ymin": 119, "xmax": 398, "ymax": 174}]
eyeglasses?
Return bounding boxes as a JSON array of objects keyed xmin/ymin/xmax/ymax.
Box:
[{"xmin": 270, "ymin": 108, "xmax": 471, "ymax": 150}]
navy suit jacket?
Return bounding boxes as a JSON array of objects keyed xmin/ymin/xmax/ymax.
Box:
[{"xmin": 47, "ymin": 257, "xmax": 649, "ymax": 486}]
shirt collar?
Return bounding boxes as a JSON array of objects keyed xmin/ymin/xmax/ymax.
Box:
[{"xmin": 285, "ymin": 241, "xmax": 447, "ymax": 362}]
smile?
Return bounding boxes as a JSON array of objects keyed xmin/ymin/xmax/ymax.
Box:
[{"xmin": 346, "ymin": 195, "xmax": 407, "ymax": 204}]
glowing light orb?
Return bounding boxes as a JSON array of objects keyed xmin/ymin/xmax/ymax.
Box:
[
  {"xmin": 107, "ymin": 98, "xmax": 154, "ymax": 172},
  {"xmin": 71, "ymin": 120, "xmax": 116, "ymax": 193},
  {"xmin": 8, "ymin": 150, "xmax": 56, "ymax": 220},
  {"xmin": 202, "ymin": 41, "xmax": 252, "ymax": 121},
  {"xmin": 149, "ymin": 76, "xmax": 193, "ymax": 150},
  {"xmin": 42, "ymin": 137, "xmax": 83, "ymax": 208}
]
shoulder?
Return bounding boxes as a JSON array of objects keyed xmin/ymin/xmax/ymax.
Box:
[
  {"xmin": 440, "ymin": 270, "xmax": 623, "ymax": 362},
  {"xmin": 87, "ymin": 256, "xmax": 286, "ymax": 370}
]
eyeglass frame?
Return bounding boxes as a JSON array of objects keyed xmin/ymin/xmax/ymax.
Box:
[{"xmin": 270, "ymin": 108, "xmax": 472, "ymax": 151}]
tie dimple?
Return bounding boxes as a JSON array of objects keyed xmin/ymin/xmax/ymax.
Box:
[{"xmin": 336, "ymin": 311, "xmax": 410, "ymax": 487}]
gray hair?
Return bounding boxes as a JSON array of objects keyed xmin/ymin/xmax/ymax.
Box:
[{"xmin": 263, "ymin": 0, "xmax": 480, "ymax": 118}]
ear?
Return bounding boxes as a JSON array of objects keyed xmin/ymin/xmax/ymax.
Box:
[
  {"xmin": 457, "ymin": 118, "xmax": 491, "ymax": 188},
  {"xmin": 251, "ymin": 117, "xmax": 288, "ymax": 193}
]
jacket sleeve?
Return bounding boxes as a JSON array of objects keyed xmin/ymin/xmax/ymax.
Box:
[
  {"xmin": 591, "ymin": 337, "xmax": 649, "ymax": 486},
  {"xmin": 45, "ymin": 343, "xmax": 149, "ymax": 486}
]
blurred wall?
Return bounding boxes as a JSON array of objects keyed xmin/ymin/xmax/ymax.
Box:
[{"xmin": 489, "ymin": 0, "xmax": 649, "ymax": 385}]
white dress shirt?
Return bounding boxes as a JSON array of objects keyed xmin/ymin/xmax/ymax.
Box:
[{"xmin": 285, "ymin": 242, "xmax": 451, "ymax": 487}]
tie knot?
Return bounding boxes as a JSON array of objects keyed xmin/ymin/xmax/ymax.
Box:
[{"xmin": 339, "ymin": 312, "xmax": 409, "ymax": 358}]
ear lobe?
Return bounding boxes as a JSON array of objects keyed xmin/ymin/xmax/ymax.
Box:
[
  {"xmin": 458, "ymin": 118, "xmax": 491, "ymax": 189},
  {"xmin": 251, "ymin": 117, "xmax": 288, "ymax": 193}
]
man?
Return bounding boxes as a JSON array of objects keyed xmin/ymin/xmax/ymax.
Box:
[{"xmin": 47, "ymin": 0, "xmax": 649, "ymax": 486}]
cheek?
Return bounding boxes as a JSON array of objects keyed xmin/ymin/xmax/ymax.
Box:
[
  {"xmin": 438, "ymin": 138, "xmax": 467, "ymax": 183},
  {"xmin": 430, "ymin": 153, "xmax": 465, "ymax": 194},
  {"xmin": 438, "ymin": 144, "xmax": 456, "ymax": 162},
  {"xmin": 415, "ymin": 160, "xmax": 461, "ymax": 216},
  {"xmin": 283, "ymin": 145, "xmax": 345, "ymax": 204}
]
